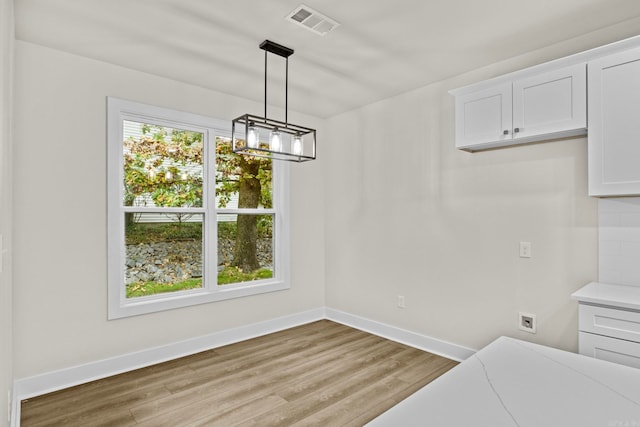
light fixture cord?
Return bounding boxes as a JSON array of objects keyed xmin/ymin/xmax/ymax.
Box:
[{"xmin": 263, "ymin": 43, "xmax": 289, "ymax": 126}]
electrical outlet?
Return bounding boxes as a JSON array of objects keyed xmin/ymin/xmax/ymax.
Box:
[
  {"xmin": 518, "ymin": 312, "xmax": 537, "ymax": 333},
  {"xmin": 519, "ymin": 241, "xmax": 532, "ymax": 258},
  {"xmin": 397, "ymin": 295, "xmax": 406, "ymax": 309}
]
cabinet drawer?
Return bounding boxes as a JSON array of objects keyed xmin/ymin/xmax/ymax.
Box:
[
  {"xmin": 579, "ymin": 332, "xmax": 640, "ymax": 369},
  {"xmin": 578, "ymin": 304, "xmax": 640, "ymax": 342}
]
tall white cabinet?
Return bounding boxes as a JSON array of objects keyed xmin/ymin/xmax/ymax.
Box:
[
  {"xmin": 452, "ymin": 63, "xmax": 587, "ymax": 151},
  {"xmin": 588, "ymin": 46, "xmax": 640, "ymax": 196}
]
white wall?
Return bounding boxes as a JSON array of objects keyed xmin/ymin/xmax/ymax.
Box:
[
  {"xmin": 12, "ymin": 41, "xmax": 325, "ymax": 379},
  {"xmin": 0, "ymin": 0, "xmax": 13, "ymax": 424},
  {"xmin": 599, "ymin": 198, "xmax": 640, "ymax": 286},
  {"xmin": 321, "ymin": 33, "xmax": 633, "ymax": 352}
]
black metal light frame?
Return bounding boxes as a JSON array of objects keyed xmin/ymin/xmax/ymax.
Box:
[{"xmin": 232, "ymin": 40, "xmax": 316, "ymax": 162}]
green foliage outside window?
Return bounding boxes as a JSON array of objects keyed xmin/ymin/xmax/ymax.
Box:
[{"xmin": 122, "ymin": 123, "xmax": 274, "ymax": 298}]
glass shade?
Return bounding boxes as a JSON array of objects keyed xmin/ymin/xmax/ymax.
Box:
[
  {"xmin": 247, "ymin": 124, "xmax": 259, "ymax": 148},
  {"xmin": 292, "ymin": 135, "xmax": 303, "ymax": 156},
  {"xmin": 270, "ymin": 129, "xmax": 282, "ymax": 152}
]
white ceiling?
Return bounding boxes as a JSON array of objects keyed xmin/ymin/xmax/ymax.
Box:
[{"xmin": 14, "ymin": 0, "xmax": 640, "ymax": 118}]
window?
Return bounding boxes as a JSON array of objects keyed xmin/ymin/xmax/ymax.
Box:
[{"xmin": 107, "ymin": 98, "xmax": 290, "ymax": 319}]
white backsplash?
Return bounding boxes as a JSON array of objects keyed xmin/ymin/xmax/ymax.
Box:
[{"xmin": 599, "ymin": 198, "xmax": 640, "ymax": 287}]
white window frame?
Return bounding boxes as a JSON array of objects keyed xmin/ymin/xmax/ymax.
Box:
[{"xmin": 107, "ymin": 97, "xmax": 290, "ymax": 319}]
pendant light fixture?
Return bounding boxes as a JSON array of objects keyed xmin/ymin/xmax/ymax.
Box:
[{"xmin": 232, "ymin": 40, "xmax": 316, "ymax": 162}]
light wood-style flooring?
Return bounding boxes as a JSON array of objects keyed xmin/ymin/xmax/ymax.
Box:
[{"xmin": 21, "ymin": 320, "xmax": 458, "ymax": 426}]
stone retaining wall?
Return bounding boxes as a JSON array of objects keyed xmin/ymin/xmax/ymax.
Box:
[{"xmin": 125, "ymin": 239, "xmax": 272, "ymax": 284}]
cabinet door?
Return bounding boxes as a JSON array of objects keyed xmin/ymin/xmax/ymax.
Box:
[
  {"xmin": 454, "ymin": 83, "xmax": 512, "ymax": 150},
  {"xmin": 589, "ymin": 47, "xmax": 640, "ymax": 196},
  {"xmin": 512, "ymin": 63, "xmax": 586, "ymax": 140}
]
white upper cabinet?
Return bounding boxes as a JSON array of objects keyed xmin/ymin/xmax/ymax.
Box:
[
  {"xmin": 588, "ymin": 46, "xmax": 640, "ymax": 196},
  {"xmin": 452, "ymin": 63, "xmax": 587, "ymax": 151},
  {"xmin": 512, "ymin": 64, "xmax": 586, "ymax": 140},
  {"xmin": 450, "ymin": 35, "xmax": 640, "ymax": 197},
  {"xmin": 454, "ymin": 83, "xmax": 512, "ymax": 148}
]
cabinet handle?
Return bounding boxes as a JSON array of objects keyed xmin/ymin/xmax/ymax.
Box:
[
  {"xmin": 503, "ymin": 130, "xmax": 509, "ymax": 135},
  {"xmin": 514, "ymin": 127, "xmax": 520, "ymax": 133}
]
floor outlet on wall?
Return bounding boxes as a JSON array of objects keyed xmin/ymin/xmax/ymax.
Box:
[
  {"xmin": 397, "ymin": 295, "xmax": 406, "ymax": 309},
  {"xmin": 518, "ymin": 312, "xmax": 537, "ymax": 333}
]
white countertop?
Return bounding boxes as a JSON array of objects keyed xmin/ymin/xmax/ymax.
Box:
[
  {"xmin": 572, "ymin": 281, "xmax": 640, "ymax": 311},
  {"xmin": 366, "ymin": 336, "xmax": 640, "ymax": 427}
]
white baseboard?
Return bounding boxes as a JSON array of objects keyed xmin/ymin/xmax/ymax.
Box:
[
  {"xmin": 325, "ymin": 308, "xmax": 476, "ymax": 362},
  {"xmin": 11, "ymin": 306, "xmax": 475, "ymax": 426}
]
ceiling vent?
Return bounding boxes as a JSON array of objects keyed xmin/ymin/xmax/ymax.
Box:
[{"xmin": 286, "ymin": 5, "xmax": 340, "ymax": 36}]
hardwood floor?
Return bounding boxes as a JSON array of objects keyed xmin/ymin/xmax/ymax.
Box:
[{"xmin": 20, "ymin": 320, "xmax": 458, "ymax": 426}]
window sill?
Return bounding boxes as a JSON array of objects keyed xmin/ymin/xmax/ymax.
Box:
[{"xmin": 108, "ymin": 279, "xmax": 290, "ymax": 320}]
